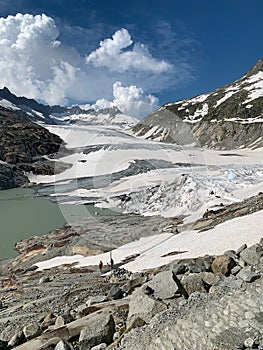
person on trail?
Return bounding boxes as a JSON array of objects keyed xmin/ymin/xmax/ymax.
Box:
[
  {"xmin": 110, "ymin": 258, "xmax": 114, "ymax": 270},
  {"xmin": 99, "ymin": 260, "xmax": 103, "ymax": 272}
]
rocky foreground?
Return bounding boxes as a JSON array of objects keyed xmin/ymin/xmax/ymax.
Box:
[{"xmin": 0, "ymin": 215, "xmax": 262, "ymax": 350}]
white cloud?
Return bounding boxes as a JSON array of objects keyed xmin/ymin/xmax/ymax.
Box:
[
  {"xmin": 86, "ymin": 28, "xmax": 172, "ymax": 73},
  {"xmin": 0, "ymin": 13, "xmax": 79, "ymax": 105},
  {"xmin": 0, "ymin": 13, "xmax": 190, "ymax": 116},
  {"xmin": 81, "ymin": 82, "xmax": 159, "ymax": 118},
  {"xmin": 112, "ymin": 82, "xmax": 159, "ymax": 118}
]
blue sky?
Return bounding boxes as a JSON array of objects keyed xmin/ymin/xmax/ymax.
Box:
[{"xmin": 0, "ymin": 0, "xmax": 262, "ymax": 117}]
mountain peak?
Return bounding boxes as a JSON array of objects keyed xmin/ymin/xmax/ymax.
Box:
[{"xmin": 246, "ymin": 57, "xmax": 263, "ymax": 77}]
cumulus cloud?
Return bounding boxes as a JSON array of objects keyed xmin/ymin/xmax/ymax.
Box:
[
  {"xmin": 0, "ymin": 13, "xmax": 79, "ymax": 105},
  {"xmin": 0, "ymin": 13, "xmax": 190, "ymax": 116},
  {"xmin": 82, "ymin": 82, "xmax": 159, "ymax": 118},
  {"xmin": 86, "ymin": 28, "xmax": 172, "ymax": 73}
]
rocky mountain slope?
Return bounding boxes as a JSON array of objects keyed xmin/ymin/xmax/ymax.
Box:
[
  {"xmin": 0, "ymin": 87, "xmax": 138, "ymax": 127},
  {"xmin": 0, "ymin": 107, "xmax": 66, "ymax": 190},
  {"xmin": 134, "ymin": 57, "xmax": 263, "ymax": 149},
  {"xmin": 0, "ymin": 197, "xmax": 262, "ymax": 350}
]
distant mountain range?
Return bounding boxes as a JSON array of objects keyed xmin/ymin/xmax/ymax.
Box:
[
  {"xmin": 134, "ymin": 57, "xmax": 263, "ymax": 149},
  {"xmin": 0, "ymin": 87, "xmax": 138, "ymax": 127}
]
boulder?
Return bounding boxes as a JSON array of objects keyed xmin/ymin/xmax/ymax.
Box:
[
  {"xmin": 108, "ymin": 285, "xmax": 123, "ymax": 300},
  {"xmin": 23, "ymin": 322, "xmax": 41, "ymax": 340},
  {"xmin": 127, "ymin": 289, "xmax": 166, "ymax": 328},
  {"xmin": 239, "ymin": 244, "xmax": 262, "ymax": 266},
  {"xmin": 237, "ymin": 267, "xmax": 261, "ymax": 283},
  {"xmin": 39, "ymin": 276, "xmax": 51, "ymax": 284},
  {"xmin": 79, "ymin": 313, "xmax": 115, "ymax": 350},
  {"xmin": 147, "ymin": 270, "xmax": 179, "ymax": 299},
  {"xmin": 211, "ymin": 255, "xmax": 236, "ymax": 276},
  {"xmin": 181, "ymin": 273, "xmax": 208, "ymax": 295},
  {"xmin": 199, "ymin": 272, "xmax": 220, "ymax": 286},
  {"xmin": 171, "ymin": 263, "xmax": 188, "ymax": 275},
  {"xmin": 54, "ymin": 314, "xmax": 73, "ymax": 329}
]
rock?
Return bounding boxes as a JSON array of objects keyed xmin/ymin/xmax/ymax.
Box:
[
  {"xmin": 244, "ymin": 337, "xmax": 255, "ymax": 348},
  {"xmin": 141, "ymin": 285, "xmax": 154, "ymax": 295},
  {"xmin": 79, "ymin": 313, "xmax": 115, "ymax": 350},
  {"xmin": 237, "ymin": 267, "xmax": 260, "ymax": 283},
  {"xmin": 54, "ymin": 314, "xmax": 72, "ymax": 328},
  {"xmin": 199, "ymin": 272, "xmax": 221, "ymax": 286},
  {"xmin": 8, "ymin": 331, "xmax": 25, "ymax": 347},
  {"xmin": 123, "ymin": 274, "xmax": 148, "ymax": 294},
  {"xmin": 211, "ymin": 255, "xmax": 236, "ymax": 276},
  {"xmin": 108, "ymin": 285, "xmax": 123, "ymax": 300},
  {"xmin": 231, "ymin": 265, "xmax": 242, "ymax": 275},
  {"xmin": 239, "ymin": 244, "xmax": 262, "ymax": 266},
  {"xmin": 41, "ymin": 312, "xmax": 56, "ymax": 329},
  {"xmin": 86, "ymin": 296, "xmax": 108, "ymax": 306},
  {"xmin": 127, "ymin": 289, "xmax": 166, "ymax": 328},
  {"xmin": 23, "ymin": 322, "xmax": 41, "ymax": 340},
  {"xmin": 236, "ymin": 243, "xmax": 247, "ymax": 255},
  {"xmin": 188, "ymin": 262, "xmax": 206, "ymax": 273},
  {"xmin": 202, "ymin": 255, "xmax": 214, "ymax": 271},
  {"xmin": 1, "ymin": 325, "xmax": 15, "ymax": 342},
  {"xmin": 147, "ymin": 270, "xmax": 179, "ymax": 299},
  {"xmin": 54, "ymin": 340, "xmax": 74, "ymax": 350},
  {"xmin": 39, "ymin": 276, "xmax": 51, "ymax": 284},
  {"xmin": 181, "ymin": 273, "xmax": 208, "ymax": 295},
  {"xmin": 0, "ymin": 163, "xmax": 28, "ymax": 190},
  {"xmin": 90, "ymin": 344, "xmax": 107, "ymax": 350},
  {"xmin": 172, "ymin": 263, "xmax": 188, "ymax": 275}
]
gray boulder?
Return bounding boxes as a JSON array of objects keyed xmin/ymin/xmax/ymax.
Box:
[
  {"xmin": 239, "ymin": 244, "xmax": 262, "ymax": 266},
  {"xmin": 147, "ymin": 270, "xmax": 179, "ymax": 299},
  {"xmin": 23, "ymin": 322, "xmax": 41, "ymax": 340},
  {"xmin": 237, "ymin": 266, "xmax": 261, "ymax": 283},
  {"xmin": 127, "ymin": 289, "xmax": 166, "ymax": 328},
  {"xmin": 108, "ymin": 285, "xmax": 123, "ymax": 300},
  {"xmin": 79, "ymin": 313, "xmax": 115, "ymax": 350}
]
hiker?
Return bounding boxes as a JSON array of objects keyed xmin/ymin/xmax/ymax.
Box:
[
  {"xmin": 99, "ymin": 260, "xmax": 103, "ymax": 272},
  {"xmin": 110, "ymin": 258, "xmax": 114, "ymax": 270}
]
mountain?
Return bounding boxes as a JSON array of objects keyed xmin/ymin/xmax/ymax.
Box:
[
  {"xmin": 0, "ymin": 87, "xmax": 66, "ymax": 124},
  {"xmin": 134, "ymin": 57, "xmax": 263, "ymax": 149},
  {"xmin": 52, "ymin": 106, "xmax": 139, "ymax": 127},
  {"xmin": 0, "ymin": 87, "xmax": 138, "ymax": 127}
]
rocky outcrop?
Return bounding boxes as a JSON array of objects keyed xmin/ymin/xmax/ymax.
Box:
[
  {"xmin": 0, "ymin": 107, "xmax": 63, "ymax": 164},
  {"xmin": 0, "ymin": 164, "xmax": 28, "ymax": 190},
  {"xmin": 0, "ymin": 107, "xmax": 66, "ymax": 190}
]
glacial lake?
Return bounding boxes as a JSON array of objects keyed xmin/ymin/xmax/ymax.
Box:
[{"xmin": 0, "ymin": 187, "xmax": 121, "ymax": 259}]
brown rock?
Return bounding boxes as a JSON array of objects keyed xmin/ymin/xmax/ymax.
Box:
[{"xmin": 211, "ymin": 255, "xmax": 236, "ymax": 276}]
